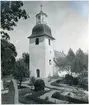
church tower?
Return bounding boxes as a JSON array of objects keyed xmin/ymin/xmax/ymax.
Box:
[{"xmin": 28, "ymin": 5, "xmax": 55, "ymax": 78}]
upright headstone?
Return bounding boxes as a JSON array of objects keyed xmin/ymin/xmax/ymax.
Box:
[
  {"xmin": 1, "ymin": 80, "xmax": 4, "ymax": 90},
  {"xmin": 8, "ymin": 79, "xmax": 18, "ymax": 104}
]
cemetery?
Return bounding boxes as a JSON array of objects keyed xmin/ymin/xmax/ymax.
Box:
[
  {"xmin": 1, "ymin": 1, "xmax": 88, "ymax": 104},
  {"xmin": 1, "ymin": 74, "xmax": 88, "ymax": 104}
]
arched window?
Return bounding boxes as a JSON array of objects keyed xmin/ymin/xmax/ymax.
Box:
[
  {"xmin": 49, "ymin": 39, "xmax": 50, "ymax": 45},
  {"xmin": 49, "ymin": 59, "xmax": 52, "ymax": 65},
  {"xmin": 36, "ymin": 69, "xmax": 40, "ymax": 77},
  {"xmin": 35, "ymin": 38, "xmax": 39, "ymax": 45},
  {"xmin": 38, "ymin": 16, "xmax": 41, "ymax": 20}
]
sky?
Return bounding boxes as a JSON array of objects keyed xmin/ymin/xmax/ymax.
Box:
[{"xmin": 7, "ymin": 1, "xmax": 89, "ymax": 59}]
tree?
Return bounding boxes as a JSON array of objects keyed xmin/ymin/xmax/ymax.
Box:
[
  {"xmin": 67, "ymin": 48, "xmax": 75, "ymax": 64},
  {"xmin": 22, "ymin": 52, "xmax": 29, "ymax": 77},
  {"xmin": 1, "ymin": 39, "xmax": 17, "ymax": 77},
  {"xmin": 1, "ymin": 1, "xmax": 29, "ymax": 32},
  {"xmin": 13, "ymin": 59, "xmax": 28, "ymax": 88},
  {"xmin": 1, "ymin": 1, "xmax": 29, "ymax": 77},
  {"xmin": 83, "ymin": 53, "xmax": 88, "ymax": 70},
  {"xmin": 34, "ymin": 79, "xmax": 45, "ymax": 91},
  {"xmin": 56, "ymin": 57, "xmax": 70, "ymax": 72},
  {"xmin": 66, "ymin": 48, "xmax": 75, "ymax": 73},
  {"xmin": 22, "ymin": 52, "xmax": 29, "ymax": 68},
  {"xmin": 71, "ymin": 57, "xmax": 81, "ymax": 73},
  {"xmin": 76, "ymin": 48, "xmax": 88, "ymax": 70},
  {"xmin": 71, "ymin": 48, "xmax": 88, "ymax": 73}
]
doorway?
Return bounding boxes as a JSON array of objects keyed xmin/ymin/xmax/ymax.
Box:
[{"xmin": 36, "ymin": 69, "xmax": 40, "ymax": 77}]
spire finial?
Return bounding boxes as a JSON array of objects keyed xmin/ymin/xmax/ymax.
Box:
[{"xmin": 40, "ymin": 4, "xmax": 43, "ymax": 11}]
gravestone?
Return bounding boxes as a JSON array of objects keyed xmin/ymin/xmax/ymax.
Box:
[
  {"xmin": 1, "ymin": 80, "xmax": 4, "ymax": 90},
  {"xmin": 8, "ymin": 79, "xmax": 18, "ymax": 104}
]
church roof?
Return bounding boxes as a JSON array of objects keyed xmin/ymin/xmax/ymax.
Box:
[
  {"xmin": 28, "ymin": 24, "xmax": 55, "ymax": 40},
  {"xmin": 54, "ymin": 50, "xmax": 66, "ymax": 58}
]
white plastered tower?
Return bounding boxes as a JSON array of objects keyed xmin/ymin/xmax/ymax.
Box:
[{"xmin": 28, "ymin": 6, "xmax": 55, "ymax": 78}]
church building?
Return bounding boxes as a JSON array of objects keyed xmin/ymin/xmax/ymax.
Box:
[{"xmin": 28, "ymin": 5, "xmax": 55, "ymax": 78}]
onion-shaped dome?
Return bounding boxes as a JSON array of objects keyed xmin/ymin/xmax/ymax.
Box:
[{"xmin": 29, "ymin": 24, "xmax": 55, "ymax": 40}]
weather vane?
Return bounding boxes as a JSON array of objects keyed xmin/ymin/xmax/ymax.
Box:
[{"xmin": 40, "ymin": 4, "xmax": 43, "ymax": 11}]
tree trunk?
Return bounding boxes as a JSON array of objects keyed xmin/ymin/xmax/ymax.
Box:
[{"xmin": 19, "ymin": 80, "xmax": 22, "ymax": 88}]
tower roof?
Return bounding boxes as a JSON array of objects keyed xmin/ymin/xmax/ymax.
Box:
[
  {"xmin": 36, "ymin": 4, "xmax": 47, "ymax": 17},
  {"xmin": 28, "ymin": 5, "xmax": 55, "ymax": 40},
  {"xmin": 29, "ymin": 24, "xmax": 55, "ymax": 40},
  {"xmin": 36, "ymin": 10, "xmax": 47, "ymax": 17}
]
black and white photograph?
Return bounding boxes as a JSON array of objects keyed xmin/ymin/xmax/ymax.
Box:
[{"xmin": 1, "ymin": 0, "xmax": 89, "ymax": 104}]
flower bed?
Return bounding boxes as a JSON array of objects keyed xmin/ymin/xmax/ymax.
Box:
[
  {"xmin": 51, "ymin": 92, "xmax": 88, "ymax": 104},
  {"xmin": 19, "ymin": 87, "xmax": 55, "ymax": 104}
]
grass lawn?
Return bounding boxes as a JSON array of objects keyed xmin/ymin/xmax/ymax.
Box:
[
  {"xmin": 19, "ymin": 87, "xmax": 54, "ymax": 104},
  {"xmin": 51, "ymin": 78, "xmax": 88, "ymax": 91},
  {"xmin": 52, "ymin": 92, "xmax": 88, "ymax": 104},
  {"xmin": 2, "ymin": 93, "xmax": 9, "ymax": 104}
]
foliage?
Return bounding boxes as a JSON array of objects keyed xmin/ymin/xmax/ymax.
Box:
[
  {"xmin": 56, "ymin": 48, "xmax": 88, "ymax": 74},
  {"xmin": 22, "ymin": 53, "xmax": 29, "ymax": 66},
  {"xmin": 65, "ymin": 74, "xmax": 74, "ymax": 81},
  {"xmin": 76, "ymin": 49, "xmax": 88, "ymax": 71},
  {"xmin": 1, "ymin": 1, "xmax": 29, "ymax": 39},
  {"xmin": 45, "ymin": 96, "xmax": 49, "ymax": 101},
  {"xmin": 71, "ymin": 49, "xmax": 88, "ymax": 73},
  {"xmin": 1, "ymin": 1, "xmax": 29, "ymax": 77},
  {"xmin": 56, "ymin": 57, "xmax": 69, "ymax": 70},
  {"xmin": 51, "ymin": 92, "xmax": 88, "ymax": 103},
  {"xmin": 66, "ymin": 48, "xmax": 75, "ymax": 73},
  {"xmin": 78, "ymin": 70, "xmax": 88, "ymax": 90},
  {"xmin": 1, "ymin": 39, "xmax": 17, "ymax": 77},
  {"xmin": 73, "ymin": 77, "xmax": 79, "ymax": 85},
  {"xmin": 64, "ymin": 74, "xmax": 79, "ymax": 85},
  {"xmin": 30, "ymin": 76, "xmax": 36, "ymax": 85},
  {"xmin": 51, "ymin": 74, "xmax": 79, "ymax": 86},
  {"xmin": 56, "ymin": 79, "xmax": 61, "ymax": 83},
  {"xmin": 19, "ymin": 87, "xmax": 54, "ymax": 104},
  {"xmin": 26, "ymin": 91, "xmax": 54, "ymax": 104},
  {"xmin": 51, "ymin": 81, "xmax": 61, "ymax": 87},
  {"xmin": 22, "ymin": 52, "xmax": 29, "ymax": 76},
  {"xmin": 66, "ymin": 48, "xmax": 75, "ymax": 65},
  {"xmin": 1, "ymin": 31, "xmax": 10, "ymax": 40},
  {"xmin": 1, "ymin": 1, "xmax": 29, "ymax": 31},
  {"xmin": 34, "ymin": 79, "xmax": 45, "ymax": 91},
  {"xmin": 13, "ymin": 59, "xmax": 28, "ymax": 88},
  {"xmin": 3, "ymin": 80, "xmax": 10, "ymax": 89}
]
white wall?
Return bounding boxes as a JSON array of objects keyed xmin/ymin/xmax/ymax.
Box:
[
  {"xmin": 29, "ymin": 36, "xmax": 46, "ymax": 78},
  {"xmin": 29, "ymin": 36, "xmax": 54, "ymax": 78},
  {"xmin": 45, "ymin": 36, "xmax": 54, "ymax": 77}
]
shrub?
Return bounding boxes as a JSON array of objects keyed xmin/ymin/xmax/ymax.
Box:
[
  {"xmin": 73, "ymin": 77, "xmax": 79, "ymax": 85},
  {"xmin": 34, "ymin": 79, "xmax": 45, "ymax": 91},
  {"xmin": 48, "ymin": 77, "xmax": 51, "ymax": 82},
  {"xmin": 30, "ymin": 76, "xmax": 36, "ymax": 85},
  {"xmin": 56, "ymin": 79, "xmax": 61, "ymax": 83},
  {"xmin": 65, "ymin": 74, "xmax": 73, "ymax": 81},
  {"xmin": 52, "ymin": 92, "xmax": 88, "ymax": 103},
  {"xmin": 3, "ymin": 80, "xmax": 9, "ymax": 89},
  {"xmin": 78, "ymin": 78, "xmax": 88, "ymax": 90},
  {"xmin": 51, "ymin": 81, "xmax": 60, "ymax": 87},
  {"xmin": 78, "ymin": 71, "xmax": 88, "ymax": 90},
  {"xmin": 64, "ymin": 74, "xmax": 79, "ymax": 86},
  {"xmin": 64, "ymin": 74, "xmax": 74, "ymax": 85},
  {"xmin": 45, "ymin": 96, "xmax": 49, "ymax": 101}
]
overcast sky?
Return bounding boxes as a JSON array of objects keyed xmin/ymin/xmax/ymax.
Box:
[{"xmin": 8, "ymin": 1, "xmax": 88, "ymax": 59}]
